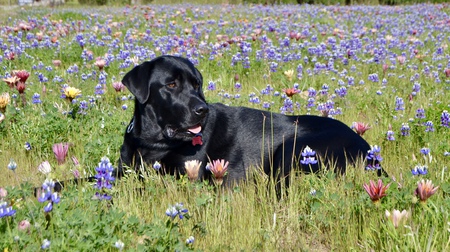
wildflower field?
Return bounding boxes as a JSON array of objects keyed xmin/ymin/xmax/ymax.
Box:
[{"xmin": 0, "ymin": 3, "xmax": 450, "ymax": 251}]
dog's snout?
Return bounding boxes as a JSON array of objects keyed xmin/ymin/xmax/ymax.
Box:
[{"xmin": 194, "ymin": 104, "xmax": 209, "ymax": 117}]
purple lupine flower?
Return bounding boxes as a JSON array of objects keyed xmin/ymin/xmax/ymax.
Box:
[
  {"xmin": 186, "ymin": 236, "xmax": 195, "ymax": 245},
  {"xmin": 269, "ymin": 62, "xmax": 278, "ymax": 72},
  {"xmin": 386, "ymin": 130, "xmax": 395, "ymax": 141},
  {"xmin": 366, "ymin": 145, "xmax": 383, "ymax": 171},
  {"xmin": 249, "ymin": 96, "xmax": 260, "ymax": 104},
  {"xmin": 368, "ymin": 73, "xmax": 379, "ymax": 83},
  {"xmin": 0, "ymin": 201, "xmax": 16, "ymax": 218},
  {"xmin": 94, "ymin": 84, "xmax": 104, "ymax": 95},
  {"xmin": 400, "ymin": 123, "xmax": 410, "ymax": 136},
  {"xmin": 153, "ymin": 161, "xmax": 161, "ymax": 171},
  {"xmin": 280, "ymin": 98, "xmax": 294, "ymax": 114},
  {"xmin": 335, "ymin": 86, "xmax": 347, "ymax": 98},
  {"xmin": 93, "ymin": 157, "xmax": 115, "ymax": 201},
  {"xmin": 37, "ymin": 179, "xmax": 60, "ymax": 212},
  {"xmin": 412, "ymin": 165, "xmax": 428, "ymax": 176},
  {"xmin": 306, "ymin": 98, "xmax": 315, "ymax": 109},
  {"xmin": 207, "ymin": 81, "xmax": 216, "ymax": 91},
  {"xmin": 394, "ymin": 97, "xmax": 404, "ymax": 111},
  {"xmin": 320, "ymin": 84, "xmax": 329, "ymax": 95},
  {"xmin": 441, "ymin": 110, "xmax": 449, "ymax": 128},
  {"xmin": 308, "ymin": 87, "xmax": 317, "ymax": 97},
  {"xmin": 24, "ymin": 142, "xmax": 31, "ymax": 151},
  {"xmin": 415, "ymin": 108, "xmax": 425, "ymax": 119},
  {"xmin": 420, "ymin": 148, "xmax": 430, "ymax": 156},
  {"xmin": 424, "ymin": 121, "xmax": 434, "ymax": 132},
  {"xmin": 7, "ymin": 158, "xmax": 17, "ymax": 171},
  {"xmin": 78, "ymin": 100, "xmax": 88, "ymax": 115},
  {"xmin": 300, "ymin": 146, "xmax": 318, "ymax": 165},
  {"xmin": 165, "ymin": 202, "xmax": 188, "ymax": 220},
  {"xmin": 412, "ymin": 82, "xmax": 421, "ymax": 95},
  {"xmin": 76, "ymin": 33, "xmax": 85, "ymax": 48},
  {"xmin": 41, "ymin": 239, "xmax": 51, "ymax": 250},
  {"xmin": 32, "ymin": 93, "xmax": 42, "ymax": 104}
]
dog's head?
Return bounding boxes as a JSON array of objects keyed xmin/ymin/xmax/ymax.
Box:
[{"xmin": 122, "ymin": 55, "xmax": 208, "ymax": 143}]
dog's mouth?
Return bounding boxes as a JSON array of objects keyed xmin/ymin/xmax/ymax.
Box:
[
  {"xmin": 164, "ymin": 123, "xmax": 204, "ymax": 146},
  {"xmin": 187, "ymin": 124, "xmax": 202, "ymax": 135},
  {"xmin": 165, "ymin": 123, "xmax": 202, "ymax": 138}
]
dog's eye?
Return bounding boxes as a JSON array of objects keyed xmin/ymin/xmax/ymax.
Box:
[
  {"xmin": 166, "ymin": 82, "xmax": 177, "ymax": 89},
  {"xmin": 193, "ymin": 83, "xmax": 200, "ymax": 90}
]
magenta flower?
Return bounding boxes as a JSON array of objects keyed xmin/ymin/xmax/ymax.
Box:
[
  {"xmin": 415, "ymin": 179, "xmax": 439, "ymax": 203},
  {"xmin": 207, "ymin": 159, "xmax": 229, "ymax": 185},
  {"xmin": 352, "ymin": 122, "xmax": 371, "ymax": 136},
  {"xmin": 13, "ymin": 70, "xmax": 30, "ymax": 83},
  {"xmin": 52, "ymin": 59, "xmax": 62, "ymax": 67},
  {"xmin": 445, "ymin": 68, "xmax": 450, "ymax": 78},
  {"xmin": 112, "ymin": 82, "xmax": 126, "ymax": 92},
  {"xmin": 94, "ymin": 58, "xmax": 106, "ymax": 71},
  {"xmin": 397, "ymin": 56, "xmax": 406, "ymax": 65},
  {"xmin": 53, "ymin": 143, "xmax": 69, "ymax": 165},
  {"xmin": 18, "ymin": 220, "xmax": 31, "ymax": 232},
  {"xmin": 363, "ymin": 179, "xmax": 391, "ymax": 204}
]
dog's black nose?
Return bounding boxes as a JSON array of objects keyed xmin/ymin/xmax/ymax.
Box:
[{"xmin": 194, "ymin": 104, "xmax": 209, "ymax": 117}]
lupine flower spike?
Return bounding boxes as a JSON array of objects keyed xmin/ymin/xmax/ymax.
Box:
[
  {"xmin": 363, "ymin": 179, "xmax": 391, "ymax": 204},
  {"xmin": 0, "ymin": 188, "xmax": 16, "ymax": 218},
  {"xmin": 8, "ymin": 158, "xmax": 17, "ymax": 171},
  {"xmin": 411, "ymin": 165, "xmax": 427, "ymax": 176},
  {"xmin": 300, "ymin": 146, "xmax": 318, "ymax": 166},
  {"xmin": 93, "ymin": 157, "xmax": 115, "ymax": 200},
  {"xmin": 365, "ymin": 145, "xmax": 383, "ymax": 172},
  {"xmin": 37, "ymin": 179, "xmax": 60, "ymax": 212},
  {"xmin": 415, "ymin": 179, "xmax": 439, "ymax": 203},
  {"xmin": 165, "ymin": 203, "xmax": 188, "ymax": 220}
]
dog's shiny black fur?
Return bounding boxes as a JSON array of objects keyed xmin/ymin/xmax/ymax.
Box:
[{"xmin": 118, "ymin": 55, "xmax": 384, "ymax": 185}]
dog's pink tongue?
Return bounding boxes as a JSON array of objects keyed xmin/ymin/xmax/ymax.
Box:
[{"xmin": 188, "ymin": 125, "xmax": 202, "ymax": 134}]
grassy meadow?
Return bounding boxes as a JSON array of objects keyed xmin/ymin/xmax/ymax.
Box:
[{"xmin": 0, "ymin": 3, "xmax": 449, "ymax": 251}]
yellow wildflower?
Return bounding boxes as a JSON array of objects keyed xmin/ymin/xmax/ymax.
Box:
[
  {"xmin": 0, "ymin": 93, "xmax": 10, "ymax": 112},
  {"xmin": 63, "ymin": 87, "xmax": 82, "ymax": 102}
]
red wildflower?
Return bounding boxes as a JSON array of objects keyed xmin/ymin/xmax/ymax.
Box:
[
  {"xmin": 13, "ymin": 70, "xmax": 30, "ymax": 83},
  {"xmin": 352, "ymin": 122, "xmax": 371, "ymax": 136},
  {"xmin": 283, "ymin": 88, "xmax": 299, "ymax": 98},
  {"xmin": 363, "ymin": 179, "xmax": 391, "ymax": 203}
]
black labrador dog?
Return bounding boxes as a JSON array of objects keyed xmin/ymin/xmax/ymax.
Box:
[{"xmin": 117, "ymin": 55, "xmax": 383, "ymax": 186}]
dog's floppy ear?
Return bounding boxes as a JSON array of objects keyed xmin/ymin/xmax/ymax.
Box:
[
  {"xmin": 121, "ymin": 62, "xmax": 153, "ymax": 104},
  {"xmin": 194, "ymin": 68, "xmax": 205, "ymax": 100}
]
